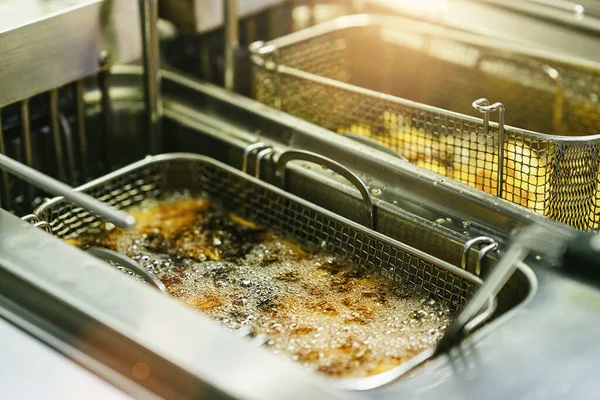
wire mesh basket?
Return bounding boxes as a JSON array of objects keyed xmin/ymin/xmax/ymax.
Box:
[
  {"xmin": 29, "ymin": 153, "xmax": 493, "ymax": 389},
  {"xmin": 250, "ymin": 14, "xmax": 600, "ymax": 232}
]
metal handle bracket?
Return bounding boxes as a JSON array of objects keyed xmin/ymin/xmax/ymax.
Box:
[{"xmin": 275, "ymin": 150, "xmax": 375, "ymax": 230}]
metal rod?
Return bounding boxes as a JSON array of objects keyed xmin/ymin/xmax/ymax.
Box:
[
  {"xmin": 50, "ymin": 89, "xmax": 66, "ymax": 182},
  {"xmin": 461, "ymin": 236, "xmax": 498, "ymax": 271},
  {"xmin": 139, "ymin": 0, "xmax": 162, "ymax": 155},
  {"xmin": 20, "ymin": 99, "xmax": 34, "ymax": 203},
  {"xmin": 242, "ymin": 142, "xmax": 268, "ymax": 173},
  {"xmin": 0, "ymin": 152, "xmax": 134, "ymax": 228},
  {"xmin": 75, "ymin": 80, "xmax": 89, "ymax": 181},
  {"xmin": 0, "ymin": 111, "xmax": 10, "ymax": 209},
  {"xmin": 472, "ymin": 98, "xmax": 505, "ymax": 198},
  {"xmin": 255, "ymin": 148, "xmax": 275, "ymax": 178},
  {"xmin": 97, "ymin": 51, "xmax": 114, "ymax": 172},
  {"xmin": 223, "ymin": 0, "xmax": 239, "ymax": 90},
  {"xmin": 59, "ymin": 113, "xmax": 77, "ymax": 186}
]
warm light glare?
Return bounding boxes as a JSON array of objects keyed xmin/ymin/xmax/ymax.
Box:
[{"xmin": 132, "ymin": 362, "xmax": 150, "ymax": 380}]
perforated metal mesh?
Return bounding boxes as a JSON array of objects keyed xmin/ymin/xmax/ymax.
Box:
[
  {"xmin": 251, "ymin": 17, "xmax": 600, "ymax": 232},
  {"xmin": 33, "ymin": 155, "xmax": 480, "ymax": 310}
]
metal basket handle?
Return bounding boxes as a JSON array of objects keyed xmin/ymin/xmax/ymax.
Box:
[
  {"xmin": 462, "ymin": 236, "xmax": 499, "ymax": 276},
  {"xmin": 472, "ymin": 98, "xmax": 506, "ymax": 198},
  {"xmin": 86, "ymin": 247, "xmax": 167, "ymax": 294},
  {"xmin": 275, "ymin": 150, "xmax": 375, "ymax": 230},
  {"xmin": 435, "ymin": 227, "xmax": 542, "ymax": 354}
]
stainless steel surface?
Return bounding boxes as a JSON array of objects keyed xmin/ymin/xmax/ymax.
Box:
[
  {"xmin": 479, "ymin": 0, "xmax": 600, "ymax": 32},
  {"xmin": 0, "ymin": 152, "xmax": 134, "ymax": 229},
  {"xmin": 139, "ymin": 0, "xmax": 163, "ymax": 155},
  {"xmin": 224, "ymin": 0, "xmax": 240, "ymax": 90},
  {"xmin": 368, "ymin": 0, "xmax": 600, "ymax": 62},
  {"xmin": 31, "ymin": 153, "xmax": 489, "ymax": 390},
  {"xmin": 0, "ymin": 0, "xmax": 141, "ymax": 108},
  {"xmin": 275, "ymin": 149, "xmax": 375, "ymax": 229},
  {"xmin": 0, "ymin": 316, "xmax": 132, "ymax": 400},
  {"xmin": 250, "ymin": 14, "xmax": 600, "ymax": 232},
  {"xmin": 160, "ymin": 0, "xmax": 288, "ymax": 33},
  {"xmin": 86, "ymin": 247, "xmax": 168, "ymax": 294}
]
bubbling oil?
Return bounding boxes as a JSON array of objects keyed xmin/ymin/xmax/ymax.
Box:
[{"xmin": 72, "ymin": 196, "xmax": 453, "ymax": 379}]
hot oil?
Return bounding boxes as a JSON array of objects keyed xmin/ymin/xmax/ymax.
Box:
[{"xmin": 72, "ymin": 195, "xmax": 453, "ymax": 379}]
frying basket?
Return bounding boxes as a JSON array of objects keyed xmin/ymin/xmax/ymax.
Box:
[
  {"xmin": 30, "ymin": 152, "xmax": 493, "ymax": 389},
  {"xmin": 250, "ymin": 14, "xmax": 600, "ymax": 232}
]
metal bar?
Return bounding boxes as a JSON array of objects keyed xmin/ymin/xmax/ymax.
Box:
[
  {"xmin": 97, "ymin": 51, "xmax": 114, "ymax": 172},
  {"xmin": 275, "ymin": 150, "xmax": 375, "ymax": 229},
  {"xmin": 75, "ymin": 80, "xmax": 89, "ymax": 181},
  {"xmin": 0, "ymin": 152, "xmax": 134, "ymax": 229},
  {"xmin": 59, "ymin": 113, "xmax": 77, "ymax": 186},
  {"xmin": 0, "ymin": 111, "xmax": 10, "ymax": 209},
  {"xmin": 223, "ymin": 0, "xmax": 239, "ymax": 90},
  {"xmin": 50, "ymin": 89, "xmax": 66, "ymax": 182},
  {"xmin": 139, "ymin": 0, "xmax": 162, "ymax": 155},
  {"xmin": 20, "ymin": 99, "xmax": 34, "ymax": 203}
]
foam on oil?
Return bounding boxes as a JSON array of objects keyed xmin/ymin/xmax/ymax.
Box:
[{"xmin": 72, "ymin": 196, "xmax": 452, "ymax": 379}]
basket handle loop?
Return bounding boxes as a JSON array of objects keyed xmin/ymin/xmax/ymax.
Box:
[
  {"xmin": 275, "ymin": 150, "xmax": 375, "ymax": 230},
  {"xmin": 461, "ymin": 236, "xmax": 499, "ymax": 276},
  {"xmin": 472, "ymin": 98, "xmax": 505, "ymax": 199}
]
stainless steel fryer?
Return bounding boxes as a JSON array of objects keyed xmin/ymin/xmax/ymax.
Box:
[
  {"xmin": 250, "ymin": 14, "xmax": 600, "ymax": 232},
  {"xmin": 28, "ymin": 152, "xmax": 495, "ymax": 390}
]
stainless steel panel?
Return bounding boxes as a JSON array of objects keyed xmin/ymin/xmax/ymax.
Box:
[
  {"xmin": 160, "ymin": 0, "xmax": 288, "ymax": 33},
  {"xmin": 0, "ymin": 0, "xmax": 141, "ymax": 107}
]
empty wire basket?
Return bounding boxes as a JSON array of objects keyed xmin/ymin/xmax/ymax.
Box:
[
  {"xmin": 250, "ymin": 14, "xmax": 600, "ymax": 232},
  {"xmin": 28, "ymin": 153, "xmax": 494, "ymax": 389}
]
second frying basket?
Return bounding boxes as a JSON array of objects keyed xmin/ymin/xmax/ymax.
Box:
[{"xmin": 250, "ymin": 14, "xmax": 600, "ymax": 232}]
